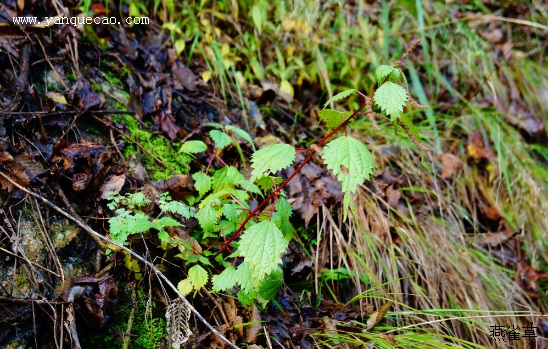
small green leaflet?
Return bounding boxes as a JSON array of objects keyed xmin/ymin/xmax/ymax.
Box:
[
  {"xmin": 235, "ymin": 263, "xmax": 255, "ymax": 292},
  {"xmin": 250, "ymin": 144, "xmax": 296, "ymax": 179},
  {"xmin": 319, "ymin": 109, "xmax": 353, "ymax": 130},
  {"xmin": 258, "ymin": 269, "xmax": 283, "ymax": 301},
  {"xmin": 276, "ymin": 197, "xmax": 292, "ymax": 222},
  {"xmin": 237, "ymin": 220, "xmax": 288, "ymax": 281},
  {"xmin": 225, "ymin": 125, "xmax": 255, "ymax": 150},
  {"xmin": 322, "ymin": 136, "xmax": 374, "ymax": 194},
  {"xmin": 158, "ymin": 196, "xmax": 195, "ymax": 218},
  {"xmin": 209, "ymin": 130, "xmax": 232, "ymax": 149},
  {"xmin": 179, "ymin": 140, "xmax": 207, "ymax": 154},
  {"xmin": 222, "ymin": 204, "xmax": 240, "ymax": 222},
  {"xmin": 212, "ymin": 166, "xmax": 245, "ymax": 191},
  {"xmin": 197, "ymin": 204, "xmax": 219, "ymax": 232},
  {"xmin": 212, "ymin": 266, "xmax": 237, "ymax": 292},
  {"xmin": 322, "ymin": 89, "xmax": 357, "ymax": 109},
  {"xmin": 192, "ymin": 172, "xmax": 212, "ymax": 197},
  {"xmin": 375, "ymin": 65, "xmax": 394, "ymax": 85},
  {"xmin": 373, "ymin": 82, "xmax": 408, "ymax": 118},
  {"xmin": 188, "ymin": 265, "xmax": 208, "ymax": 290}
]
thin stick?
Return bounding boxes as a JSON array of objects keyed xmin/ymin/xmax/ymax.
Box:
[{"xmin": 0, "ymin": 172, "xmax": 240, "ymax": 349}]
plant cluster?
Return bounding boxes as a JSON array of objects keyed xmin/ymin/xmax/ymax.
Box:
[{"xmin": 107, "ymin": 42, "xmax": 427, "ymax": 306}]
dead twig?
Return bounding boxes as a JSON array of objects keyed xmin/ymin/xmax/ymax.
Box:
[
  {"xmin": 122, "ymin": 284, "xmax": 137, "ymax": 349},
  {"xmin": 0, "ymin": 171, "xmax": 240, "ymax": 349},
  {"xmin": 53, "ymin": 181, "xmax": 108, "ymax": 250}
]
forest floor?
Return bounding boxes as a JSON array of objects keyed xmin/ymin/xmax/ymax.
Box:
[{"xmin": 0, "ymin": 1, "xmax": 547, "ymax": 348}]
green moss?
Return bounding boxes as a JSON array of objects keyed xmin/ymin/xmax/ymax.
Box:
[
  {"xmin": 81, "ymin": 288, "xmax": 167, "ymax": 349},
  {"xmin": 116, "ymin": 114, "xmax": 190, "ymax": 179}
]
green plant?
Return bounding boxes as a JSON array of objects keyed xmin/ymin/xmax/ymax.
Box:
[
  {"xmin": 107, "ymin": 42, "xmax": 427, "ymax": 307},
  {"xmin": 107, "ymin": 191, "xmax": 195, "ymax": 245}
]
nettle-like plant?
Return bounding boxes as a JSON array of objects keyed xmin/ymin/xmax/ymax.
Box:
[{"xmin": 107, "ymin": 41, "xmax": 427, "ymax": 306}]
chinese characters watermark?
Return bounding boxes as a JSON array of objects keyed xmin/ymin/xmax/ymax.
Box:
[{"xmin": 490, "ymin": 325, "xmax": 538, "ymax": 342}]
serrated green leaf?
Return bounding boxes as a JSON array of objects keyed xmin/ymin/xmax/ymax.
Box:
[
  {"xmin": 237, "ymin": 289, "xmax": 257, "ymax": 307},
  {"xmin": 212, "ymin": 266, "xmax": 237, "ymax": 292},
  {"xmin": 258, "ymin": 269, "xmax": 283, "ymax": 301},
  {"xmin": 192, "ymin": 172, "xmax": 212, "ymax": 197},
  {"xmin": 389, "ymin": 68, "xmax": 401, "ymax": 82},
  {"xmin": 235, "ymin": 263, "xmax": 255, "ymax": 292},
  {"xmin": 197, "ymin": 204, "xmax": 219, "ymax": 232},
  {"xmin": 222, "ymin": 204, "xmax": 240, "ymax": 222},
  {"xmin": 276, "ymin": 197, "xmax": 292, "ymax": 221},
  {"xmin": 322, "ymin": 136, "xmax": 374, "ymax": 194},
  {"xmin": 177, "ymin": 279, "xmax": 193, "ymax": 295},
  {"xmin": 131, "ymin": 212, "xmax": 155, "ymax": 233},
  {"xmin": 209, "ymin": 130, "xmax": 232, "ymax": 149},
  {"xmin": 188, "ymin": 265, "xmax": 208, "ymax": 290},
  {"xmin": 251, "ymin": 144, "xmax": 296, "ymax": 179},
  {"xmin": 238, "ymin": 220, "xmax": 288, "ymax": 280},
  {"xmin": 153, "ymin": 216, "xmax": 182, "ymax": 230},
  {"xmin": 373, "ymin": 82, "xmax": 408, "ymax": 118},
  {"xmin": 319, "ymin": 109, "xmax": 353, "ymax": 130},
  {"xmin": 322, "ymin": 89, "xmax": 357, "ymax": 109},
  {"xmin": 127, "ymin": 192, "xmax": 150, "ymax": 209},
  {"xmin": 342, "ymin": 192, "xmax": 358, "ymax": 221},
  {"xmin": 158, "ymin": 199, "xmax": 195, "ymax": 218},
  {"xmin": 375, "ymin": 65, "xmax": 394, "ymax": 85},
  {"xmin": 212, "ymin": 166, "xmax": 246, "ymax": 191},
  {"xmin": 255, "ymin": 176, "xmax": 283, "ymax": 192},
  {"xmin": 225, "ymin": 125, "xmax": 255, "ymax": 150},
  {"xmin": 157, "ymin": 230, "xmax": 170, "ymax": 243},
  {"xmin": 198, "ymin": 189, "xmax": 230, "ymax": 209},
  {"xmin": 179, "ymin": 140, "xmax": 207, "ymax": 154}
]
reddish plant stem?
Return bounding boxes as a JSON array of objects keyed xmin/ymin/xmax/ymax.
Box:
[{"xmin": 218, "ymin": 99, "xmax": 369, "ymax": 254}]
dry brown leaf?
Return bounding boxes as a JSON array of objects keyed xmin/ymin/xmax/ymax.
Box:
[
  {"xmin": 244, "ymin": 305, "xmax": 262, "ymax": 343},
  {"xmin": 471, "ymin": 230, "xmax": 516, "ymax": 247},
  {"xmin": 98, "ymin": 174, "xmax": 126, "ymax": 199},
  {"xmin": 72, "ymin": 173, "xmax": 93, "ymax": 192},
  {"xmin": 14, "ymin": 153, "xmax": 44, "ymax": 179},
  {"xmin": 366, "ymin": 301, "xmax": 393, "ymax": 330},
  {"xmin": 60, "ymin": 142, "xmax": 103, "ymax": 157},
  {"xmin": 441, "ymin": 153, "xmax": 459, "ymax": 178},
  {"xmin": 0, "ymin": 151, "xmax": 30, "ymax": 191},
  {"xmin": 385, "ymin": 185, "xmax": 401, "ymax": 207},
  {"xmin": 223, "ymin": 298, "xmax": 243, "ymax": 338}
]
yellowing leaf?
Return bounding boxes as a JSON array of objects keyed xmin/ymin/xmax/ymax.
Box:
[
  {"xmin": 46, "ymin": 92, "xmax": 67, "ymax": 104},
  {"xmin": 177, "ymin": 279, "xmax": 193, "ymax": 296},
  {"xmin": 366, "ymin": 301, "xmax": 393, "ymax": 330},
  {"xmin": 188, "ymin": 265, "xmax": 208, "ymax": 290},
  {"xmin": 175, "ymin": 38, "xmax": 185, "ymax": 56},
  {"xmin": 280, "ymin": 80, "xmax": 294, "ymax": 97},
  {"xmin": 202, "ymin": 70, "xmax": 212, "ymax": 83}
]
